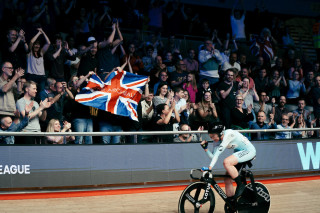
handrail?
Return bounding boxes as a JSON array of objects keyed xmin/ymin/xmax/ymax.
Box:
[{"xmin": 0, "ymin": 127, "xmax": 318, "ymax": 136}]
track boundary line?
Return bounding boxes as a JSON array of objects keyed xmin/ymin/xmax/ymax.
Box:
[{"xmin": 1, "ymin": 175, "xmax": 319, "ymax": 200}]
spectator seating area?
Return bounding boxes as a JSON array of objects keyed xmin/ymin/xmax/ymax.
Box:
[{"xmin": 0, "ymin": 0, "xmax": 320, "ymax": 144}]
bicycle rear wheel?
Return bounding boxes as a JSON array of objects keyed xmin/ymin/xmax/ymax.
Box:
[
  {"xmin": 178, "ymin": 182, "xmax": 215, "ymax": 213},
  {"xmin": 237, "ymin": 182, "xmax": 270, "ymax": 213}
]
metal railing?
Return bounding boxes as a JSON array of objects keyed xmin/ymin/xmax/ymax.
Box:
[{"xmin": 0, "ymin": 127, "xmax": 319, "ymax": 136}]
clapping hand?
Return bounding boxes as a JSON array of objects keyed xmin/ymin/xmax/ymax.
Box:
[
  {"xmin": 37, "ymin": 28, "xmax": 43, "ymax": 34},
  {"xmin": 25, "ymin": 101, "xmax": 34, "ymax": 114},
  {"xmin": 40, "ymin": 98, "xmax": 52, "ymax": 109},
  {"xmin": 247, "ymin": 104, "xmax": 253, "ymax": 113},
  {"xmin": 63, "ymin": 121, "xmax": 72, "ymax": 130},
  {"xmin": 15, "ymin": 67, "xmax": 25, "ymax": 78}
]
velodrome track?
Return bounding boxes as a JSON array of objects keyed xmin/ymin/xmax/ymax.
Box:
[{"xmin": 0, "ymin": 175, "xmax": 319, "ymax": 212}]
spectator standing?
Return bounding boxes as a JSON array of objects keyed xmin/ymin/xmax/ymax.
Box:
[
  {"xmin": 269, "ymin": 70, "xmax": 287, "ymax": 99},
  {"xmin": 163, "ymin": 51, "xmax": 176, "ymax": 73},
  {"xmin": 97, "ymin": 22, "xmax": 123, "ymax": 80},
  {"xmin": 148, "ymin": 0, "xmax": 168, "ymax": 32},
  {"xmin": 16, "ymin": 81, "xmax": 51, "ymax": 144},
  {"xmin": 0, "ymin": 62, "xmax": 24, "ymax": 116},
  {"xmin": 221, "ymin": 52, "xmax": 241, "ymax": 75},
  {"xmin": 286, "ymin": 71, "xmax": 306, "ymax": 104},
  {"xmin": 77, "ymin": 38, "xmax": 99, "ymax": 77},
  {"xmin": 183, "ymin": 49, "xmax": 199, "ymax": 73},
  {"xmin": 153, "ymin": 70, "xmax": 170, "ymax": 95},
  {"xmin": 239, "ymin": 77, "xmax": 259, "ymax": 110},
  {"xmin": 26, "ymin": 28, "xmax": 50, "ymax": 95},
  {"xmin": 46, "ymin": 34, "xmax": 76, "ymax": 81},
  {"xmin": 122, "ymin": 43, "xmax": 144, "ymax": 75},
  {"xmin": 150, "ymin": 55, "xmax": 167, "ymax": 86},
  {"xmin": 2, "ymin": 28, "xmax": 28, "ymax": 69},
  {"xmin": 183, "ymin": 73, "xmax": 198, "ymax": 103},
  {"xmin": 253, "ymin": 92, "xmax": 274, "ymax": 123},
  {"xmin": 231, "ymin": 0, "xmax": 246, "ymax": 42},
  {"xmin": 46, "ymin": 119, "xmax": 75, "ymax": 144},
  {"xmin": 236, "ymin": 66, "xmax": 254, "ymax": 89},
  {"xmin": 198, "ymin": 39, "xmax": 223, "ymax": 86},
  {"xmin": 288, "ymin": 58, "xmax": 303, "ymax": 80},
  {"xmin": 170, "ymin": 60, "xmax": 188, "ymax": 87},
  {"xmin": 254, "ymin": 67, "xmax": 269, "ymax": 95},
  {"xmin": 305, "ymin": 70, "xmax": 315, "ymax": 106},
  {"xmin": 217, "ymin": 69, "xmax": 238, "ymax": 128},
  {"xmin": 44, "ymin": 81, "xmax": 74, "ymax": 123},
  {"xmin": 141, "ymin": 45, "xmax": 156, "ymax": 74},
  {"xmin": 273, "ymin": 96, "xmax": 290, "ymax": 125}
]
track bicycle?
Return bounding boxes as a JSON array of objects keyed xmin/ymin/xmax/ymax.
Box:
[{"xmin": 178, "ymin": 160, "xmax": 270, "ymax": 213}]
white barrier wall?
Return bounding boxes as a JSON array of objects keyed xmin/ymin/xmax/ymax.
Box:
[{"xmin": 0, "ymin": 140, "xmax": 319, "ymax": 189}]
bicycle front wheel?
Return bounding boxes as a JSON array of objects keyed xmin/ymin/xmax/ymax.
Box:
[
  {"xmin": 178, "ymin": 182, "xmax": 215, "ymax": 213},
  {"xmin": 237, "ymin": 182, "xmax": 271, "ymax": 213}
]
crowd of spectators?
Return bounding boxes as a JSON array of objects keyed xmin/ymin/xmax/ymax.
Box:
[{"xmin": 0, "ymin": 0, "xmax": 319, "ymax": 144}]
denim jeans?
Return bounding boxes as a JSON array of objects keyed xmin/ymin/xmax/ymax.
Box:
[
  {"xmin": 72, "ymin": 118, "xmax": 93, "ymax": 144},
  {"xmin": 99, "ymin": 121, "xmax": 123, "ymax": 144}
]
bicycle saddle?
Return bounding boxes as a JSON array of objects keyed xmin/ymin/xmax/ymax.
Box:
[{"xmin": 236, "ymin": 157, "xmax": 256, "ymax": 170}]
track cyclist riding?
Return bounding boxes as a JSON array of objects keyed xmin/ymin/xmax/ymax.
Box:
[{"xmin": 201, "ymin": 122, "xmax": 256, "ymax": 199}]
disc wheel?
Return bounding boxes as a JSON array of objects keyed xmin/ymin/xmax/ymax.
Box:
[
  {"xmin": 237, "ymin": 182, "xmax": 271, "ymax": 213},
  {"xmin": 178, "ymin": 182, "xmax": 215, "ymax": 213}
]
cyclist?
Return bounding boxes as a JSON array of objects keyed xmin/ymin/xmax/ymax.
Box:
[{"xmin": 200, "ymin": 122, "xmax": 256, "ymax": 199}]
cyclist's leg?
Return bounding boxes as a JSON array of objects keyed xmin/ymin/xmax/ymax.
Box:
[
  {"xmin": 223, "ymin": 155, "xmax": 239, "ymax": 197},
  {"xmin": 231, "ymin": 150, "xmax": 256, "ymax": 197},
  {"xmin": 224, "ymin": 175, "xmax": 234, "ymax": 197},
  {"xmin": 223, "ymin": 155, "xmax": 239, "ymax": 179}
]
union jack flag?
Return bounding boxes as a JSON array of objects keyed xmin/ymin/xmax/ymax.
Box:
[
  {"xmin": 250, "ymin": 35, "xmax": 274, "ymax": 62},
  {"xmin": 75, "ymin": 69, "xmax": 148, "ymax": 121}
]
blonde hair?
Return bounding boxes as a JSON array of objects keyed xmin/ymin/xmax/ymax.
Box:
[
  {"xmin": 186, "ymin": 73, "xmax": 197, "ymax": 91},
  {"xmin": 46, "ymin": 119, "xmax": 60, "ymax": 132}
]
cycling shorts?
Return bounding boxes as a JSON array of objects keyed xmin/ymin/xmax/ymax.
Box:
[{"xmin": 232, "ymin": 149, "xmax": 256, "ymax": 163}]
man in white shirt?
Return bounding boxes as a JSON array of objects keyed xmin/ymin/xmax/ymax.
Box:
[
  {"xmin": 198, "ymin": 40, "xmax": 223, "ymax": 86},
  {"xmin": 221, "ymin": 52, "xmax": 241, "ymax": 74},
  {"xmin": 231, "ymin": 0, "xmax": 246, "ymax": 41}
]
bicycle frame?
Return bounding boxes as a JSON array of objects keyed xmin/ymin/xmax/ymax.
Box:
[{"xmin": 189, "ymin": 168, "xmax": 259, "ymax": 208}]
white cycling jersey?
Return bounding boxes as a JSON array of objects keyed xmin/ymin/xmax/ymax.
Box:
[{"xmin": 206, "ymin": 129, "xmax": 256, "ymax": 168}]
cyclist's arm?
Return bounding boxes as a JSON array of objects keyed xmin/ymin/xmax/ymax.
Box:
[{"xmin": 208, "ymin": 132, "xmax": 234, "ymax": 168}]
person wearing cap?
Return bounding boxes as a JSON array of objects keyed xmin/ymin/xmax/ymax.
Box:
[
  {"xmin": 97, "ymin": 22, "xmax": 123, "ymax": 80},
  {"xmin": 200, "ymin": 122, "xmax": 256, "ymax": 199},
  {"xmin": 77, "ymin": 37, "xmax": 98, "ymax": 77},
  {"xmin": 46, "ymin": 34, "xmax": 76, "ymax": 81}
]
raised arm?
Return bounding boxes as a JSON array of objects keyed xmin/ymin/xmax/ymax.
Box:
[
  {"xmin": 99, "ymin": 23, "xmax": 116, "ymax": 49},
  {"xmin": 40, "ymin": 29, "xmax": 51, "ymax": 55}
]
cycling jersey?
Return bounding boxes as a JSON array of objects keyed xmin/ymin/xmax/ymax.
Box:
[{"xmin": 206, "ymin": 129, "xmax": 256, "ymax": 168}]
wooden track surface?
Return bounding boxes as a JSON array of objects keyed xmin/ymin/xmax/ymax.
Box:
[{"xmin": 1, "ymin": 179, "xmax": 320, "ymax": 213}]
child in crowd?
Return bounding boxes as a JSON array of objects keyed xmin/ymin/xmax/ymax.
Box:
[{"xmin": 183, "ymin": 73, "xmax": 198, "ymax": 103}]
